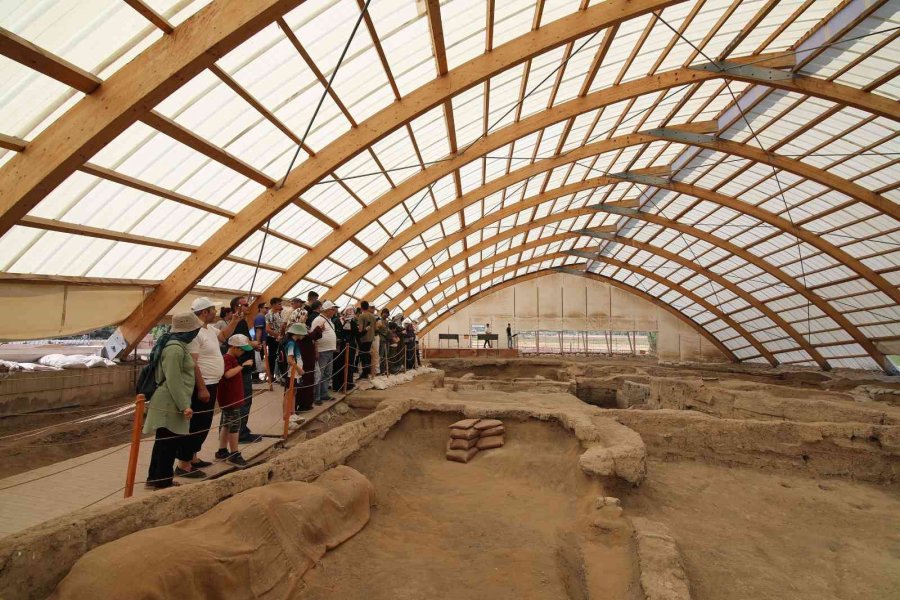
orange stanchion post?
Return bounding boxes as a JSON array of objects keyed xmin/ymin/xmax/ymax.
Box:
[
  {"xmin": 342, "ymin": 344, "xmax": 350, "ymax": 393},
  {"xmin": 124, "ymin": 394, "xmax": 145, "ymax": 498},
  {"xmin": 283, "ymin": 365, "xmax": 295, "ymax": 440}
]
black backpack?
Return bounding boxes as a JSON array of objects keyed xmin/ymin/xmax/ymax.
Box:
[
  {"xmin": 135, "ymin": 340, "xmax": 181, "ymax": 400},
  {"xmin": 275, "ymin": 338, "xmax": 291, "ymax": 387}
]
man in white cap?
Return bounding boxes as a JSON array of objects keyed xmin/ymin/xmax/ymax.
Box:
[
  {"xmin": 174, "ymin": 297, "xmax": 236, "ymax": 478},
  {"xmin": 310, "ymin": 300, "xmax": 338, "ymax": 404}
]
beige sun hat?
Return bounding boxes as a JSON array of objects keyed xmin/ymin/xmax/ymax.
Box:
[
  {"xmin": 170, "ymin": 311, "xmax": 203, "ymax": 333},
  {"xmin": 287, "ymin": 322, "xmax": 308, "ymax": 336}
]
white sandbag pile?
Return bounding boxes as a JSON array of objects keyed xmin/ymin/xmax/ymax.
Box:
[
  {"xmin": 369, "ymin": 366, "xmax": 438, "ymax": 390},
  {"xmin": 0, "ymin": 359, "xmax": 64, "ymax": 373},
  {"xmin": 446, "ymin": 418, "xmax": 506, "ymax": 463},
  {"xmin": 38, "ymin": 354, "xmax": 115, "ymax": 369}
]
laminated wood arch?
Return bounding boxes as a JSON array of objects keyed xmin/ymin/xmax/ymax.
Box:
[
  {"xmin": 324, "ymin": 170, "xmax": 899, "ymax": 308},
  {"xmin": 258, "ymin": 76, "xmax": 898, "ymax": 305},
  {"xmin": 418, "ymin": 267, "xmax": 737, "ymax": 363},
  {"xmin": 404, "ymin": 233, "xmax": 828, "ymax": 369},
  {"xmin": 111, "ymin": 65, "xmax": 897, "ymax": 352},
  {"xmin": 372, "ymin": 207, "xmax": 888, "ymax": 370}
]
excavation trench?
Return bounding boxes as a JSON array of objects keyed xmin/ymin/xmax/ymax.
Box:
[{"xmin": 296, "ymin": 411, "xmax": 642, "ymax": 600}]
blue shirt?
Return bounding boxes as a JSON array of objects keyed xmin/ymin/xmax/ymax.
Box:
[{"xmin": 253, "ymin": 314, "xmax": 266, "ymax": 343}]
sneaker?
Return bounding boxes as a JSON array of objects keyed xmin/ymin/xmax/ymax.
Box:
[
  {"xmin": 191, "ymin": 459, "xmax": 212, "ymax": 469},
  {"xmin": 214, "ymin": 448, "xmax": 229, "ymax": 461},
  {"xmin": 314, "ymin": 400, "xmax": 323, "ymax": 406},
  {"xmin": 174, "ymin": 467, "xmax": 207, "ymax": 479},
  {"xmin": 289, "ymin": 414, "xmax": 302, "ymax": 423},
  {"xmin": 227, "ymin": 453, "xmax": 248, "ymax": 467}
]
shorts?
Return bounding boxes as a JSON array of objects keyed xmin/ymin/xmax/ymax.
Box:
[{"xmin": 219, "ymin": 407, "xmax": 242, "ymax": 434}]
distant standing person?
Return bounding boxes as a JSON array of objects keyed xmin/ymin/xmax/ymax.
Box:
[
  {"xmin": 506, "ymin": 323, "xmax": 512, "ymax": 348},
  {"xmin": 483, "ymin": 323, "xmax": 492, "ymax": 348},
  {"xmin": 311, "ymin": 301, "xmax": 338, "ymax": 404},
  {"xmin": 357, "ymin": 301, "xmax": 376, "ymax": 378},
  {"xmin": 230, "ymin": 297, "xmax": 262, "ymax": 443}
]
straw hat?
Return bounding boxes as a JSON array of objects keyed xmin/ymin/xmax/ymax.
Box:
[{"xmin": 171, "ymin": 311, "xmax": 203, "ymax": 333}]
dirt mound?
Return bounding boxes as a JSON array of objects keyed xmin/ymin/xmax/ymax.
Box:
[{"xmin": 50, "ymin": 466, "xmax": 374, "ymax": 600}]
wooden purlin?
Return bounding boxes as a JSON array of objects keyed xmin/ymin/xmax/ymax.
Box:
[
  {"xmin": 0, "ymin": 26, "xmax": 101, "ymax": 94},
  {"xmin": 418, "ymin": 266, "xmax": 739, "ymax": 363}
]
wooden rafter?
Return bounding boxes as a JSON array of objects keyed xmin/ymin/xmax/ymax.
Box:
[
  {"xmin": 124, "ymin": 0, "xmax": 175, "ymax": 34},
  {"xmin": 0, "ymin": 26, "xmax": 101, "ymax": 94},
  {"xmin": 141, "ymin": 111, "xmax": 275, "ymax": 187}
]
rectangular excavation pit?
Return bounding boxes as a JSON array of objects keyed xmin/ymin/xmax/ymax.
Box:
[{"xmin": 295, "ymin": 411, "xmax": 642, "ymax": 600}]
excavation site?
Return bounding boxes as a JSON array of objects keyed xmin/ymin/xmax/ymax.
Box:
[{"xmin": 1, "ymin": 1, "xmax": 899, "ymax": 599}]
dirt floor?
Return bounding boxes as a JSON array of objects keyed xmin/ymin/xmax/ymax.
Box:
[
  {"xmin": 296, "ymin": 411, "xmax": 641, "ymax": 600},
  {"xmin": 625, "ymin": 459, "xmax": 900, "ymax": 600}
]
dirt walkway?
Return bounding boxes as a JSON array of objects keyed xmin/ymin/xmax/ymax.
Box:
[
  {"xmin": 625, "ymin": 459, "xmax": 900, "ymax": 600},
  {"xmin": 297, "ymin": 412, "xmax": 641, "ymax": 600}
]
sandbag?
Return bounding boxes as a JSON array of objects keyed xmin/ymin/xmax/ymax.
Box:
[
  {"xmin": 448, "ymin": 437, "xmax": 478, "ymax": 450},
  {"xmin": 477, "ymin": 435, "xmax": 505, "ymax": 450},
  {"xmin": 474, "ymin": 418, "xmax": 503, "ymax": 431},
  {"xmin": 445, "ymin": 446, "xmax": 479, "ymax": 463},
  {"xmin": 449, "ymin": 427, "xmax": 479, "ymax": 440},
  {"xmin": 50, "ymin": 466, "xmax": 375, "ymax": 600},
  {"xmin": 449, "ymin": 418, "xmax": 480, "ymax": 429},
  {"xmin": 479, "ymin": 425, "xmax": 505, "ymax": 437}
]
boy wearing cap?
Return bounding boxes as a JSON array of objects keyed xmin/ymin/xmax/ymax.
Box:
[{"xmin": 215, "ymin": 335, "xmax": 253, "ymax": 466}]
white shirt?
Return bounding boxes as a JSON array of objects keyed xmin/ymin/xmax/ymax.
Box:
[
  {"xmin": 187, "ymin": 324, "xmax": 225, "ymax": 385},
  {"xmin": 312, "ymin": 315, "xmax": 337, "ymax": 352}
]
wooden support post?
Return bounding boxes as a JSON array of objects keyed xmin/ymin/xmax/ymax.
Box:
[
  {"xmin": 283, "ymin": 365, "xmax": 295, "ymax": 440},
  {"xmin": 262, "ymin": 341, "xmax": 273, "ymax": 391},
  {"xmin": 342, "ymin": 344, "xmax": 350, "ymax": 393},
  {"xmin": 124, "ymin": 394, "xmax": 145, "ymax": 499}
]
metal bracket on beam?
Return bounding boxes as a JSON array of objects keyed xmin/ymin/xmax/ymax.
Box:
[
  {"xmin": 566, "ymin": 249, "xmax": 600, "ymax": 260},
  {"xmin": 691, "ymin": 60, "xmax": 794, "ymax": 82},
  {"xmin": 587, "ymin": 203, "xmax": 640, "ymax": 216},
  {"xmin": 608, "ymin": 172, "xmax": 671, "ymax": 187},
  {"xmin": 643, "ymin": 127, "xmax": 717, "ymax": 145},
  {"xmin": 575, "ymin": 228, "xmax": 616, "ymax": 239}
]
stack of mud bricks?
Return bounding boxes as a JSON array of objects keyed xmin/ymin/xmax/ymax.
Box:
[{"xmin": 446, "ymin": 418, "xmax": 505, "ymax": 463}]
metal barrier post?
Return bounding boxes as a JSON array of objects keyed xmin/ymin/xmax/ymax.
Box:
[
  {"xmin": 342, "ymin": 344, "xmax": 350, "ymax": 393},
  {"xmin": 124, "ymin": 394, "xmax": 145, "ymax": 498},
  {"xmin": 262, "ymin": 342, "xmax": 273, "ymax": 391}
]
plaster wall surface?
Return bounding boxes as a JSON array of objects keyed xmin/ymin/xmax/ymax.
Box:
[{"xmin": 423, "ymin": 273, "xmax": 726, "ymax": 363}]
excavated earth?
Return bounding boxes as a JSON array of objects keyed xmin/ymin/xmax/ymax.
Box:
[{"xmin": 3, "ymin": 358, "xmax": 899, "ymax": 600}]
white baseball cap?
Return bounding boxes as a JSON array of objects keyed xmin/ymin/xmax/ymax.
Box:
[
  {"xmin": 228, "ymin": 334, "xmax": 253, "ymax": 351},
  {"xmin": 321, "ymin": 300, "xmax": 336, "ymax": 311},
  {"xmin": 190, "ymin": 297, "xmax": 221, "ymax": 312}
]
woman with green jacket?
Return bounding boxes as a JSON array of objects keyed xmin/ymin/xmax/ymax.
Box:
[{"xmin": 144, "ymin": 312, "xmax": 204, "ymax": 490}]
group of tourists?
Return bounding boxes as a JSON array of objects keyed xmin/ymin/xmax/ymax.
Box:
[{"xmin": 142, "ymin": 293, "xmax": 421, "ymax": 490}]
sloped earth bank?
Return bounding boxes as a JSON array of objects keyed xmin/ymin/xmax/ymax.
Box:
[
  {"xmin": 296, "ymin": 412, "xmax": 643, "ymax": 600},
  {"xmin": 625, "ymin": 459, "xmax": 900, "ymax": 600}
]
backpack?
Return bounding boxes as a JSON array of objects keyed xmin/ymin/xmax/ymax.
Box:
[
  {"xmin": 275, "ymin": 338, "xmax": 291, "ymax": 387},
  {"xmin": 135, "ymin": 340, "xmax": 181, "ymax": 400}
]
